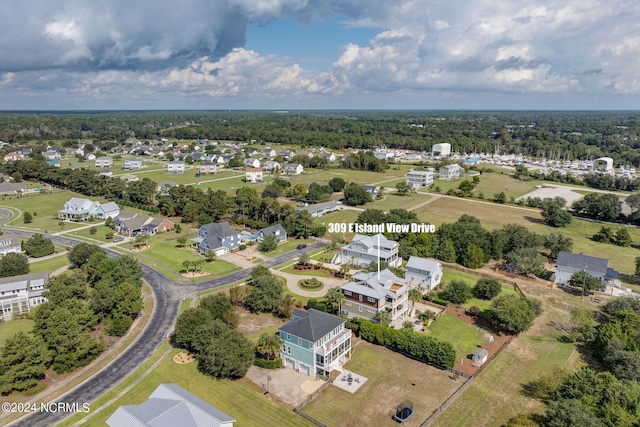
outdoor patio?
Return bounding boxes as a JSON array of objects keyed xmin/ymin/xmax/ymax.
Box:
[{"xmin": 332, "ymin": 369, "xmax": 368, "ymax": 393}]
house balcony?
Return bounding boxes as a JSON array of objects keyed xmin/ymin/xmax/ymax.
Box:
[{"xmin": 315, "ymin": 329, "xmax": 352, "ymax": 357}]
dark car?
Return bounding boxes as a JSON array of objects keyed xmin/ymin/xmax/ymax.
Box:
[{"xmin": 296, "ymin": 244, "xmax": 307, "ymax": 250}]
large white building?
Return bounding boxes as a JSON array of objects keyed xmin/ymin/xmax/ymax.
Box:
[
  {"xmin": 432, "ymin": 143, "xmax": 451, "ymax": 158},
  {"xmin": 333, "ymin": 233, "xmax": 401, "ymax": 268},
  {"xmin": 405, "ymin": 170, "xmax": 434, "ymax": 188},
  {"xmin": 0, "ymin": 272, "xmax": 48, "ymax": 320}
]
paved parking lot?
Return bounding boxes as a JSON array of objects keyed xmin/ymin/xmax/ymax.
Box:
[{"xmin": 516, "ymin": 184, "xmax": 585, "ymax": 205}]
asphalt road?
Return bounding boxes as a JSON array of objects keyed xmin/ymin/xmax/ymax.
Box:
[{"xmin": 4, "ymin": 228, "xmax": 324, "ymax": 427}]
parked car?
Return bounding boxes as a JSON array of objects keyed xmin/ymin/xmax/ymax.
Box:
[
  {"xmin": 113, "ymin": 236, "xmax": 124, "ymax": 243},
  {"xmin": 296, "ymin": 244, "xmax": 307, "ymax": 250}
]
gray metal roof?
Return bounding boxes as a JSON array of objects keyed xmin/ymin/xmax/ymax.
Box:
[
  {"xmin": 406, "ymin": 256, "xmax": 441, "ymax": 272},
  {"xmin": 258, "ymin": 224, "xmax": 286, "ymax": 236},
  {"xmin": 278, "ymin": 309, "xmax": 345, "ymax": 343},
  {"xmin": 0, "ymin": 272, "xmax": 48, "ymax": 287},
  {"xmin": 557, "ymin": 251, "xmax": 609, "ymax": 275},
  {"xmin": 107, "ymin": 383, "xmax": 235, "ymax": 427}
]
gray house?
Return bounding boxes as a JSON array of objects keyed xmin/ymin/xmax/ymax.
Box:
[
  {"xmin": 107, "ymin": 383, "xmax": 235, "ymax": 427},
  {"xmin": 0, "ymin": 272, "xmax": 49, "ymax": 321},
  {"xmin": 405, "ymin": 256, "xmax": 443, "ymax": 290},
  {"xmin": 192, "ymin": 221, "xmax": 241, "ymax": 255},
  {"xmin": 553, "ymin": 251, "xmax": 620, "ymax": 288},
  {"xmin": 257, "ymin": 224, "xmax": 287, "ymax": 243}
]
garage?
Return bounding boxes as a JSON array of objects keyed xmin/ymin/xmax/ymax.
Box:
[
  {"xmin": 285, "ymin": 358, "xmax": 295, "ymax": 370},
  {"xmin": 299, "ymin": 364, "xmax": 311, "ymax": 376}
]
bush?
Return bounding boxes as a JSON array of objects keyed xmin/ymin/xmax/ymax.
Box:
[
  {"xmin": 432, "ymin": 298, "xmax": 450, "ymax": 307},
  {"xmin": 307, "ymin": 298, "xmax": 318, "ymax": 309},
  {"xmin": 315, "ymin": 302, "xmax": 327, "ymax": 312},
  {"xmin": 475, "ymin": 278, "xmax": 502, "ymax": 300},
  {"xmin": 298, "ymin": 278, "xmax": 323, "ymax": 290},
  {"xmin": 239, "ymin": 244, "xmax": 247, "ymax": 251},
  {"xmin": 254, "ymin": 356, "xmax": 283, "ymax": 369}
]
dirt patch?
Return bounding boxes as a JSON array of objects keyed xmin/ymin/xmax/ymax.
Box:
[
  {"xmin": 235, "ymin": 307, "xmax": 285, "ymax": 339},
  {"xmin": 173, "ymin": 351, "xmax": 195, "ymax": 364},
  {"xmin": 517, "ymin": 185, "xmax": 585, "ymax": 206},
  {"xmin": 180, "ymin": 271, "xmax": 210, "ymax": 279}
]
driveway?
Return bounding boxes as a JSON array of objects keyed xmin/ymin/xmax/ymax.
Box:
[{"xmin": 245, "ymin": 366, "xmax": 325, "ymax": 407}]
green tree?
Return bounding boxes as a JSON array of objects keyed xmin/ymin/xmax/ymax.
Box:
[
  {"xmin": 544, "ymin": 232, "xmax": 574, "ymax": 259},
  {"xmin": 343, "ymin": 183, "xmax": 372, "ymax": 206},
  {"xmin": 615, "ymin": 228, "xmax": 632, "ymax": 247},
  {"xmin": 408, "ymin": 288, "xmax": 423, "ymax": 310},
  {"xmin": 328, "ymin": 177, "xmax": 346, "ymax": 192},
  {"xmin": 395, "ymin": 181, "xmax": 415, "ymax": 196},
  {"xmin": 475, "ymin": 278, "xmax": 501, "ymax": 300},
  {"xmin": 258, "ymin": 234, "xmax": 278, "ymax": 253},
  {"xmin": 198, "ymin": 328, "xmax": 254, "ymax": 379},
  {"xmin": 572, "ymin": 193, "xmax": 621, "ymax": 221},
  {"xmin": 592, "ymin": 226, "xmax": 616, "ymax": 244},
  {"xmin": 541, "ymin": 197, "xmax": 572, "ymax": 227},
  {"xmin": 505, "ymin": 248, "xmax": 547, "ymax": 276},
  {"xmin": 442, "ymin": 279, "xmax": 472, "ymax": 304},
  {"xmin": 0, "ymin": 332, "xmax": 51, "ymax": 395},
  {"xmin": 0, "ymin": 253, "xmax": 29, "ymax": 277},
  {"xmin": 568, "ymin": 271, "xmax": 604, "ymax": 293},
  {"xmin": 291, "ymin": 183, "xmax": 307, "ymax": 200},
  {"xmin": 255, "ymin": 333, "xmax": 284, "ymax": 361},
  {"xmin": 374, "ymin": 310, "xmax": 391, "ymax": 327},
  {"xmin": 546, "ymin": 399, "xmax": 603, "ymax": 427},
  {"xmin": 489, "ymin": 295, "xmax": 541, "ymax": 334},
  {"xmin": 23, "ymin": 211, "xmax": 32, "ymax": 224},
  {"xmin": 199, "ymin": 294, "xmax": 234, "ymax": 325},
  {"xmin": 244, "ymin": 268, "xmax": 284, "ymax": 313},
  {"xmin": 324, "ymin": 287, "xmax": 345, "ymax": 314},
  {"xmin": 68, "ymin": 243, "xmax": 105, "ymax": 268},
  {"xmin": 176, "ymin": 236, "xmax": 188, "ymax": 247},
  {"xmin": 22, "ymin": 233, "xmax": 55, "ymax": 258},
  {"xmin": 276, "ymin": 294, "xmax": 297, "ymax": 319},
  {"xmin": 461, "ymin": 243, "xmax": 485, "ymax": 268},
  {"xmin": 494, "ymin": 191, "xmax": 507, "ymax": 203}
]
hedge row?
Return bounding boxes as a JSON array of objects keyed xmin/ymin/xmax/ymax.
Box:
[
  {"xmin": 254, "ymin": 356, "xmax": 283, "ymax": 369},
  {"xmin": 346, "ymin": 318, "xmax": 456, "ymax": 369}
]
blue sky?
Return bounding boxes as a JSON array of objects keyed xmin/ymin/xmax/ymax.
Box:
[{"xmin": 0, "ymin": 0, "xmax": 639, "ymax": 110}]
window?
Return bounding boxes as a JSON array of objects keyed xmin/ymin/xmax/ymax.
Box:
[
  {"xmin": 367, "ymin": 308, "xmax": 376, "ymax": 313},
  {"xmin": 359, "ymin": 294, "xmax": 363, "ymax": 301},
  {"xmin": 344, "ymin": 302, "xmax": 352, "ymax": 307},
  {"xmin": 287, "ymin": 346, "xmax": 291, "ymax": 354},
  {"xmin": 358, "ymin": 306, "xmax": 363, "ymax": 312},
  {"xmin": 343, "ymin": 290, "xmax": 352, "ymax": 296},
  {"xmin": 367, "ymin": 297, "xmax": 376, "ymax": 303},
  {"xmin": 287, "ymin": 334, "xmax": 291, "ymax": 340},
  {"xmin": 298, "ymin": 337, "xmax": 302, "ymax": 345}
]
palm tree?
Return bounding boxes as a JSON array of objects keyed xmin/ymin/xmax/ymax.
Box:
[
  {"xmin": 408, "ymin": 288, "xmax": 423, "ymax": 311},
  {"xmin": 256, "ymin": 333, "xmax": 284, "ymax": 361},
  {"xmin": 339, "ymin": 263, "xmax": 350, "ymax": 278},
  {"xmin": 324, "ymin": 288, "xmax": 345, "ymax": 315},
  {"xmin": 182, "ymin": 259, "xmax": 191, "ymax": 274}
]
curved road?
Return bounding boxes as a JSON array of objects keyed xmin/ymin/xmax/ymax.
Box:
[{"xmin": 5, "ymin": 228, "xmax": 325, "ymax": 427}]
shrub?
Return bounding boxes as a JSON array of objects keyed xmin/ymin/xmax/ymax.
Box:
[
  {"xmin": 254, "ymin": 356, "xmax": 283, "ymax": 369},
  {"xmin": 239, "ymin": 244, "xmax": 247, "ymax": 251},
  {"xmin": 307, "ymin": 298, "xmax": 318, "ymax": 309},
  {"xmin": 298, "ymin": 278, "xmax": 323, "ymax": 290}
]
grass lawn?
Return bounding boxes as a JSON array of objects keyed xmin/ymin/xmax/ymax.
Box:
[
  {"xmin": 62, "ymin": 345, "xmax": 312, "ymax": 427},
  {"xmin": 303, "ymin": 341, "xmax": 461, "ymax": 427},
  {"xmin": 371, "ymin": 192, "xmax": 432, "ymax": 212},
  {"xmin": 0, "ymin": 319, "xmax": 34, "ymax": 347},
  {"xmin": 0, "ymin": 190, "xmax": 101, "ymax": 233},
  {"xmin": 265, "ymin": 238, "xmax": 314, "ymax": 258},
  {"xmin": 29, "ymin": 253, "xmax": 71, "ymax": 274},
  {"xmin": 301, "ymin": 166, "xmax": 413, "ymax": 185},
  {"xmin": 465, "ymin": 284, "xmax": 521, "ymax": 312},
  {"xmin": 427, "ymin": 314, "xmax": 488, "ymax": 358},
  {"xmin": 280, "ymin": 264, "xmax": 336, "ymax": 279},
  {"xmin": 471, "ymin": 172, "xmax": 541, "ymax": 200}
]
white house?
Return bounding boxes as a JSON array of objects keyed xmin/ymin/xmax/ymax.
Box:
[
  {"xmin": 96, "ymin": 201, "xmax": 121, "ymax": 219},
  {"xmin": 553, "ymin": 251, "xmax": 620, "ymax": 288},
  {"xmin": 0, "ymin": 233, "xmax": 22, "ymax": 255},
  {"xmin": 167, "ymin": 160, "xmax": 185, "ymax": 174},
  {"xmin": 198, "ymin": 162, "xmax": 217, "ymax": 175},
  {"xmin": 405, "ymin": 170, "xmax": 434, "ymax": 188},
  {"xmin": 405, "ymin": 256, "xmax": 443, "ymax": 290},
  {"xmin": 58, "ymin": 198, "xmax": 119, "ymax": 221},
  {"xmin": 299, "ymin": 201, "xmax": 341, "ymax": 217},
  {"xmin": 439, "ymin": 164, "xmax": 463, "ymax": 180},
  {"xmin": 244, "ymin": 158, "xmax": 261, "ymax": 168},
  {"xmin": 284, "ymin": 163, "xmax": 304, "ymax": 175},
  {"xmin": 340, "ymin": 269, "xmax": 409, "ymax": 323},
  {"xmin": 257, "ymin": 224, "xmax": 287, "ymax": 243},
  {"xmin": 333, "ymin": 233, "xmax": 402, "ymax": 268},
  {"xmin": 0, "ymin": 272, "xmax": 49, "ymax": 321},
  {"xmin": 123, "ymin": 158, "xmax": 143, "ymax": 170},
  {"xmin": 245, "ymin": 168, "xmax": 263, "ymax": 182},
  {"xmin": 95, "ymin": 156, "xmax": 113, "ymax": 168},
  {"xmin": 263, "ymin": 148, "xmax": 277, "ymax": 158},
  {"xmin": 262, "ymin": 160, "xmax": 281, "ymax": 172}
]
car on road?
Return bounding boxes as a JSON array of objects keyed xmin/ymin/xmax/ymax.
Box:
[
  {"xmin": 113, "ymin": 236, "xmax": 125, "ymax": 243},
  {"xmin": 296, "ymin": 244, "xmax": 307, "ymax": 250}
]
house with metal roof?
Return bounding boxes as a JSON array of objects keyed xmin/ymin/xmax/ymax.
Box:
[
  {"xmin": 106, "ymin": 383, "xmax": 235, "ymax": 427},
  {"xmin": 553, "ymin": 251, "xmax": 620, "ymax": 288},
  {"xmin": 405, "ymin": 256, "xmax": 443, "ymax": 290},
  {"xmin": 0, "ymin": 233, "xmax": 22, "ymax": 255},
  {"xmin": 192, "ymin": 221, "xmax": 241, "ymax": 256},
  {"xmin": 58, "ymin": 198, "xmax": 119, "ymax": 221},
  {"xmin": 340, "ymin": 269, "xmax": 409, "ymax": 324},
  {"xmin": 256, "ymin": 224, "xmax": 287, "ymax": 243},
  {"xmin": 298, "ymin": 200, "xmax": 341, "ymax": 218},
  {"xmin": 439, "ymin": 163, "xmax": 463, "ymax": 180},
  {"xmin": 333, "ymin": 233, "xmax": 402, "ymax": 268},
  {"xmin": 0, "ymin": 272, "xmax": 48, "ymax": 321},
  {"xmin": 279, "ymin": 309, "xmax": 352, "ymax": 377}
]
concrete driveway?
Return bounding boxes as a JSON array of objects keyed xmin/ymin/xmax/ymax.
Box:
[{"xmin": 245, "ymin": 366, "xmax": 325, "ymax": 407}]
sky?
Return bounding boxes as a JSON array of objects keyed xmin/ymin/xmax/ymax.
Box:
[{"xmin": 1, "ymin": 0, "xmax": 639, "ymax": 110}]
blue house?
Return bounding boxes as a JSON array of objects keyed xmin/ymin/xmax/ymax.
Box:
[
  {"xmin": 278, "ymin": 309, "xmax": 352, "ymax": 377},
  {"xmin": 192, "ymin": 221, "xmax": 241, "ymax": 256}
]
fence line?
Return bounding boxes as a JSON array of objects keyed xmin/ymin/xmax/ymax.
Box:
[{"xmin": 294, "ymin": 379, "xmax": 331, "ymax": 427}]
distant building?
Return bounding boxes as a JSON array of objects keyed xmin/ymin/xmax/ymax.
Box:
[
  {"xmin": 257, "ymin": 224, "xmax": 287, "ymax": 243},
  {"xmin": 439, "ymin": 164, "xmax": 463, "ymax": 180},
  {"xmin": 284, "ymin": 163, "xmax": 304, "ymax": 175},
  {"xmin": 263, "ymin": 148, "xmax": 277, "ymax": 158},
  {"xmin": 192, "ymin": 221, "xmax": 242, "ymax": 256},
  {"xmin": 0, "ymin": 272, "xmax": 49, "ymax": 321},
  {"xmin": 405, "ymin": 256, "xmax": 443, "ymax": 290},
  {"xmin": 167, "ymin": 160, "xmax": 185, "ymax": 174},
  {"xmin": 553, "ymin": 251, "xmax": 620, "ymax": 288},
  {"xmin": 0, "ymin": 181, "xmax": 27, "ymax": 195},
  {"xmin": 334, "ymin": 233, "xmax": 401, "ymax": 268},
  {"xmin": 361, "ymin": 185, "xmax": 380, "ymax": 198},
  {"xmin": 198, "ymin": 162, "xmax": 217, "ymax": 175},
  {"xmin": 0, "ymin": 233, "xmax": 22, "ymax": 255},
  {"xmin": 432, "ymin": 143, "xmax": 451, "ymax": 158},
  {"xmin": 340, "ymin": 269, "xmax": 409, "ymax": 323},
  {"xmin": 95, "ymin": 156, "xmax": 113, "ymax": 168},
  {"xmin": 107, "ymin": 383, "xmax": 235, "ymax": 427},
  {"xmin": 58, "ymin": 198, "xmax": 120, "ymax": 221},
  {"xmin": 123, "ymin": 158, "xmax": 143, "ymax": 170},
  {"xmin": 114, "ymin": 211, "xmax": 174, "ymax": 237},
  {"xmin": 594, "ymin": 157, "xmax": 614, "ymax": 174},
  {"xmin": 405, "ymin": 170, "xmax": 434, "ymax": 188},
  {"xmin": 245, "ymin": 168, "xmax": 263, "ymax": 183},
  {"xmin": 299, "ymin": 201, "xmax": 341, "ymax": 218}
]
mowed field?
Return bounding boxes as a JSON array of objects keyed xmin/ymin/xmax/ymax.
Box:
[
  {"xmin": 302, "ymin": 342, "xmax": 461, "ymax": 427},
  {"xmin": 414, "ymin": 196, "xmax": 640, "ymax": 275},
  {"xmin": 0, "ymin": 319, "xmax": 34, "ymax": 347}
]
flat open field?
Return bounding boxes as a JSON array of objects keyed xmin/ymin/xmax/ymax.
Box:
[
  {"xmin": 0, "ymin": 319, "xmax": 34, "ymax": 347},
  {"xmin": 415, "ymin": 196, "xmax": 640, "ymax": 274},
  {"xmin": 371, "ymin": 192, "xmax": 433, "ymax": 212},
  {"xmin": 73, "ymin": 347, "xmax": 312, "ymax": 427},
  {"xmin": 302, "ymin": 341, "xmax": 461, "ymax": 427},
  {"xmin": 29, "ymin": 254, "xmax": 71, "ymax": 274},
  {"xmin": 300, "ymin": 165, "xmax": 414, "ymax": 186},
  {"xmin": 427, "ymin": 314, "xmax": 487, "ymax": 359},
  {"xmin": 470, "ymin": 172, "xmax": 541, "ymax": 200}
]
